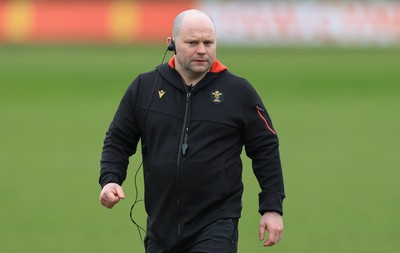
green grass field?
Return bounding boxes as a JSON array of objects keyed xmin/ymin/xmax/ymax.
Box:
[{"xmin": 1, "ymin": 45, "xmax": 399, "ymax": 252}]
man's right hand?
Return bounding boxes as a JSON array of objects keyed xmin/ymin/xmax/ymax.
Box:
[{"xmin": 99, "ymin": 183, "xmax": 125, "ymax": 208}]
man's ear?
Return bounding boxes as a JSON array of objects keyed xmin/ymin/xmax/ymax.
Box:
[{"xmin": 166, "ymin": 37, "xmax": 176, "ymax": 54}]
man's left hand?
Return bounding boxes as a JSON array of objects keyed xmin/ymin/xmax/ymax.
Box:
[{"xmin": 259, "ymin": 211, "xmax": 284, "ymax": 247}]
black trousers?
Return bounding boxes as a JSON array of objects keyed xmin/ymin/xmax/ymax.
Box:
[{"xmin": 145, "ymin": 218, "xmax": 239, "ymax": 253}]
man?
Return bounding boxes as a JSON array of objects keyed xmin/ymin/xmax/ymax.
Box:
[{"xmin": 99, "ymin": 9, "xmax": 285, "ymax": 253}]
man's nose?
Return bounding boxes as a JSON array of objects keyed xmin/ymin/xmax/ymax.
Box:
[{"xmin": 196, "ymin": 43, "xmax": 206, "ymax": 54}]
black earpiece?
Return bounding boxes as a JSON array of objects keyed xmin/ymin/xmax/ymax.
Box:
[{"xmin": 167, "ymin": 39, "xmax": 176, "ymax": 53}]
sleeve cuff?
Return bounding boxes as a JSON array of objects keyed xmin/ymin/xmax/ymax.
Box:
[
  {"xmin": 258, "ymin": 191, "xmax": 285, "ymax": 216},
  {"xmin": 99, "ymin": 173, "xmax": 122, "ymax": 188}
]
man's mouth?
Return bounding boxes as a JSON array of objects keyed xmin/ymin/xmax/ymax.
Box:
[{"xmin": 193, "ymin": 59, "xmax": 207, "ymax": 63}]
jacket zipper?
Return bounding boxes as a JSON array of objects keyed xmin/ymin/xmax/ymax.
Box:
[{"xmin": 176, "ymin": 90, "xmax": 191, "ymax": 239}]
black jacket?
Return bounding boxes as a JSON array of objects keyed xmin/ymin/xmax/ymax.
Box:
[{"xmin": 100, "ymin": 58, "xmax": 285, "ymax": 250}]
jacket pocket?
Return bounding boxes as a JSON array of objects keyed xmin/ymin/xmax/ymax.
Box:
[{"xmin": 144, "ymin": 161, "xmax": 177, "ymax": 217}]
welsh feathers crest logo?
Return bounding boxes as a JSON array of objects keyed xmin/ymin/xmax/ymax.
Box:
[{"xmin": 209, "ymin": 90, "xmax": 224, "ymax": 105}]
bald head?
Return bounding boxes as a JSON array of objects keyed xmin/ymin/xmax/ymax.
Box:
[
  {"xmin": 172, "ymin": 9, "xmax": 216, "ymax": 39},
  {"xmin": 169, "ymin": 9, "xmax": 217, "ymax": 85}
]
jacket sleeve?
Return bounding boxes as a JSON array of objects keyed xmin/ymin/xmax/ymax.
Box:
[
  {"xmin": 241, "ymin": 80, "xmax": 285, "ymax": 215},
  {"xmin": 99, "ymin": 78, "xmax": 141, "ymax": 188}
]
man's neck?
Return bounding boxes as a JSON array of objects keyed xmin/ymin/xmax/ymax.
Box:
[
  {"xmin": 182, "ymin": 76, "xmax": 204, "ymax": 86},
  {"xmin": 177, "ymin": 69, "xmax": 209, "ymax": 86}
]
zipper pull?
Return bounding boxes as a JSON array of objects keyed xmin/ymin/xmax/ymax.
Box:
[
  {"xmin": 182, "ymin": 143, "xmax": 188, "ymax": 156},
  {"xmin": 182, "ymin": 128, "xmax": 189, "ymax": 155}
]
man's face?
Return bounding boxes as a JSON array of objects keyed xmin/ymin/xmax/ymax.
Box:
[{"xmin": 174, "ymin": 18, "xmax": 216, "ymax": 80}]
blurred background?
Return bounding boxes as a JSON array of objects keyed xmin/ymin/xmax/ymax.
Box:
[{"xmin": 1, "ymin": 0, "xmax": 399, "ymax": 252}]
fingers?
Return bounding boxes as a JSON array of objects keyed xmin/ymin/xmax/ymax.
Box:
[
  {"xmin": 263, "ymin": 230, "xmax": 281, "ymax": 247},
  {"xmin": 99, "ymin": 183, "xmax": 125, "ymax": 209},
  {"xmin": 115, "ymin": 186, "xmax": 125, "ymax": 199},
  {"xmin": 259, "ymin": 223, "xmax": 266, "ymax": 241}
]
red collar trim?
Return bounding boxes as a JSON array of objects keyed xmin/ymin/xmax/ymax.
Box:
[{"xmin": 168, "ymin": 57, "xmax": 227, "ymax": 73}]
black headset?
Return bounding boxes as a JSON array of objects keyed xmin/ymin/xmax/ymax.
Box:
[
  {"xmin": 130, "ymin": 39, "xmax": 176, "ymax": 245},
  {"xmin": 167, "ymin": 39, "xmax": 176, "ymax": 54}
]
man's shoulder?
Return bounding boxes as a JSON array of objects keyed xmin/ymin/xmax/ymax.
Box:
[
  {"xmin": 216, "ymin": 70, "xmax": 262, "ymax": 99},
  {"xmin": 138, "ymin": 68, "xmax": 159, "ymax": 79},
  {"xmin": 218, "ymin": 70, "xmax": 251, "ymax": 87}
]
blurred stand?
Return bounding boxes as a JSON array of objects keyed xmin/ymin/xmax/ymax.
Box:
[{"xmin": 0, "ymin": 0, "xmax": 399, "ymax": 46}]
